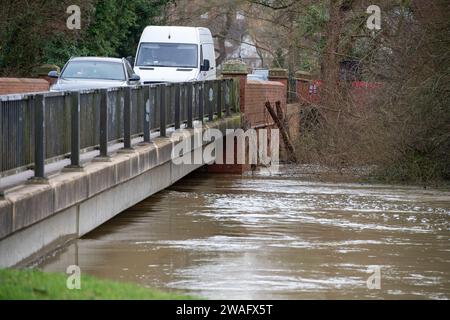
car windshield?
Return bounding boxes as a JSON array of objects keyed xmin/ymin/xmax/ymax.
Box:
[
  {"xmin": 136, "ymin": 43, "xmax": 198, "ymax": 68},
  {"xmin": 61, "ymin": 61, "xmax": 125, "ymax": 81}
]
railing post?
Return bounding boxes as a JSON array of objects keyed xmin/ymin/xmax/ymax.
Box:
[
  {"xmin": 174, "ymin": 83, "xmax": 181, "ymax": 130},
  {"xmin": 199, "ymin": 82, "xmax": 204, "ymax": 123},
  {"xmin": 193, "ymin": 83, "xmax": 197, "ymax": 122},
  {"xmin": 66, "ymin": 91, "xmax": 82, "ymax": 169},
  {"xmin": 183, "ymin": 85, "xmax": 187, "ymax": 123},
  {"xmin": 187, "ymin": 83, "xmax": 193, "ymax": 128},
  {"xmin": 32, "ymin": 94, "xmax": 46, "ymax": 180},
  {"xmin": 123, "ymin": 87, "xmax": 133, "ymax": 150},
  {"xmin": 225, "ymin": 79, "xmax": 231, "ymax": 116},
  {"xmin": 159, "ymin": 85, "xmax": 166, "ymax": 137},
  {"xmin": 217, "ymin": 80, "xmax": 223, "ymax": 118},
  {"xmin": 150, "ymin": 86, "xmax": 156, "ymax": 130},
  {"xmin": 143, "ymin": 85, "xmax": 151, "ymax": 143},
  {"xmin": 96, "ymin": 89, "xmax": 110, "ymax": 160},
  {"xmin": 207, "ymin": 82, "xmax": 213, "ymax": 122}
]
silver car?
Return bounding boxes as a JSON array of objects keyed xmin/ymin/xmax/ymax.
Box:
[{"xmin": 48, "ymin": 57, "xmax": 140, "ymax": 92}]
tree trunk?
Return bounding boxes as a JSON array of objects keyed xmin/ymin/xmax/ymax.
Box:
[
  {"xmin": 321, "ymin": 0, "xmax": 349, "ymax": 109},
  {"xmin": 215, "ymin": 7, "xmax": 236, "ymax": 66}
]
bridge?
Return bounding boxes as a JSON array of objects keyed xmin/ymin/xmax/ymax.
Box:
[{"xmin": 0, "ymin": 62, "xmax": 292, "ymax": 267}]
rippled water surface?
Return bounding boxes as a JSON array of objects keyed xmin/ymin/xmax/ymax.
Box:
[{"xmin": 39, "ymin": 167, "xmax": 450, "ymax": 299}]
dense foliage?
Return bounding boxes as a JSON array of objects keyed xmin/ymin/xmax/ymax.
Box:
[
  {"xmin": 0, "ymin": 0, "xmax": 171, "ymax": 76},
  {"xmin": 236, "ymin": 0, "xmax": 449, "ymax": 184}
]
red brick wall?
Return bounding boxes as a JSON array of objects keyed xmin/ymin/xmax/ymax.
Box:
[
  {"xmin": 0, "ymin": 78, "xmax": 49, "ymax": 95},
  {"xmin": 268, "ymin": 77, "xmax": 288, "ymax": 103},
  {"xmin": 244, "ymin": 80, "xmax": 286, "ymax": 128},
  {"xmin": 208, "ymin": 79, "xmax": 288, "ymax": 174},
  {"xmin": 296, "ymin": 79, "xmax": 382, "ymax": 106}
]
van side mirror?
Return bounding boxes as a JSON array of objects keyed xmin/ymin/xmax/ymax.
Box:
[
  {"xmin": 129, "ymin": 74, "xmax": 140, "ymax": 82},
  {"xmin": 48, "ymin": 70, "xmax": 59, "ymax": 78},
  {"xmin": 200, "ymin": 59, "xmax": 210, "ymax": 71}
]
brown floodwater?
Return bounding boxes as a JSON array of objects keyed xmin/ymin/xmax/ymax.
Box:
[{"xmin": 38, "ymin": 166, "xmax": 450, "ymax": 299}]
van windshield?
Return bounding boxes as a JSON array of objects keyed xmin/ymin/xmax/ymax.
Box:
[{"xmin": 136, "ymin": 43, "xmax": 198, "ymax": 68}]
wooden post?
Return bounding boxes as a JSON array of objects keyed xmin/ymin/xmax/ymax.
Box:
[{"xmin": 265, "ymin": 101, "xmax": 298, "ymax": 163}]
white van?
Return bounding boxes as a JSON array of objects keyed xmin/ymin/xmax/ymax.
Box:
[{"xmin": 134, "ymin": 26, "xmax": 216, "ymax": 84}]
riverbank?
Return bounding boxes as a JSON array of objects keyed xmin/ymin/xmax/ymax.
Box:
[
  {"xmin": 0, "ymin": 268, "xmax": 196, "ymax": 300},
  {"xmin": 267, "ymin": 163, "xmax": 450, "ymax": 190}
]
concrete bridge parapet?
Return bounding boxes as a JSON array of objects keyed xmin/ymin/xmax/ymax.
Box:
[{"xmin": 0, "ymin": 115, "xmax": 240, "ymax": 267}]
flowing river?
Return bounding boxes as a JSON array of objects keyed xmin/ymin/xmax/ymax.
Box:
[{"xmin": 38, "ymin": 166, "xmax": 450, "ymax": 299}]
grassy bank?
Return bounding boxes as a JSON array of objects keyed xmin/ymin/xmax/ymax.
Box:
[{"xmin": 0, "ymin": 268, "xmax": 196, "ymax": 300}]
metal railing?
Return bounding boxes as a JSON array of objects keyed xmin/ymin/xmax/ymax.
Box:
[{"xmin": 0, "ymin": 79, "xmax": 240, "ymax": 178}]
